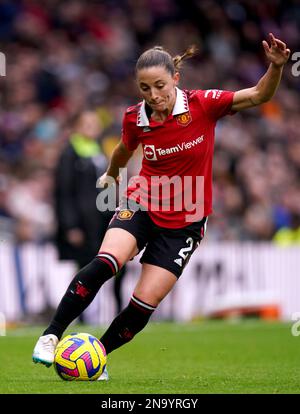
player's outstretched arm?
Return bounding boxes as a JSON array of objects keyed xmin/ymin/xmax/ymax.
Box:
[
  {"xmin": 231, "ymin": 33, "xmax": 291, "ymax": 112},
  {"xmin": 97, "ymin": 141, "xmax": 134, "ymax": 188}
]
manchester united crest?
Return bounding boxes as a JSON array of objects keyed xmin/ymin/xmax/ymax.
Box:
[
  {"xmin": 176, "ymin": 112, "xmax": 192, "ymax": 126},
  {"xmin": 117, "ymin": 209, "xmax": 135, "ymax": 220}
]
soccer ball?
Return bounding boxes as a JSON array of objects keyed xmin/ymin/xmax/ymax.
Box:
[{"xmin": 54, "ymin": 332, "xmax": 106, "ymax": 381}]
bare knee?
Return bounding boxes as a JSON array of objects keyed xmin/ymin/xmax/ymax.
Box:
[
  {"xmin": 132, "ymin": 288, "xmax": 163, "ymax": 308},
  {"xmin": 133, "ymin": 264, "xmax": 177, "ymax": 307}
]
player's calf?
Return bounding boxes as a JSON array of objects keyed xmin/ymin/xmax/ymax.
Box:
[{"xmin": 43, "ymin": 253, "xmax": 120, "ymax": 340}]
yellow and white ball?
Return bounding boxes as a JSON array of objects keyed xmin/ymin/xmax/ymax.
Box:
[{"xmin": 54, "ymin": 332, "xmax": 106, "ymax": 381}]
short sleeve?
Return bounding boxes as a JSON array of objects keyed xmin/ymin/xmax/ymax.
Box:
[
  {"xmin": 198, "ymin": 89, "xmax": 235, "ymax": 121},
  {"xmin": 121, "ymin": 113, "xmax": 139, "ymax": 151}
]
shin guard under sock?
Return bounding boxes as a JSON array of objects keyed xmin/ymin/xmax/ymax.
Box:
[
  {"xmin": 100, "ymin": 295, "xmax": 156, "ymax": 354},
  {"xmin": 43, "ymin": 252, "xmax": 120, "ymax": 339}
]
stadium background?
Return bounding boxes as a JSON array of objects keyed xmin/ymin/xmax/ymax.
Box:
[{"xmin": 0, "ymin": 0, "xmax": 300, "ymax": 328}]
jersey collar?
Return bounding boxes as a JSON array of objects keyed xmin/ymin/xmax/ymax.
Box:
[{"xmin": 137, "ymin": 87, "xmax": 189, "ymax": 127}]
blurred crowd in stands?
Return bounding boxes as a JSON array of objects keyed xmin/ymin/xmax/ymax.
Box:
[{"xmin": 0, "ymin": 0, "xmax": 300, "ymax": 244}]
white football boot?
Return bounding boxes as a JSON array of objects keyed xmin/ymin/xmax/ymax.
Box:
[
  {"xmin": 32, "ymin": 334, "xmax": 59, "ymax": 367},
  {"xmin": 97, "ymin": 365, "xmax": 109, "ymax": 381}
]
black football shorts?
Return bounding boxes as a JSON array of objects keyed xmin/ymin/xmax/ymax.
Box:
[{"xmin": 108, "ymin": 200, "xmax": 208, "ymax": 278}]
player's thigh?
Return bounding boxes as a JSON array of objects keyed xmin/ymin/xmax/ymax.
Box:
[
  {"xmin": 133, "ymin": 263, "xmax": 177, "ymax": 307},
  {"xmin": 99, "ymin": 228, "xmax": 139, "ymax": 267}
]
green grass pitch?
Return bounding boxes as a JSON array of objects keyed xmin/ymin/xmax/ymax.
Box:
[{"xmin": 0, "ymin": 320, "xmax": 299, "ymax": 394}]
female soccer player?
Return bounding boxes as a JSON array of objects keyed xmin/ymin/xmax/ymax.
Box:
[{"xmin": 33, "ymin": 33, "xmax": 290, "ymax": 379}]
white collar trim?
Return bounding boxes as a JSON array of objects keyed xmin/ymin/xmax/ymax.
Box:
[{"xmin": 136, "ymin": 87, "xmax": 189, "ymax": 127}]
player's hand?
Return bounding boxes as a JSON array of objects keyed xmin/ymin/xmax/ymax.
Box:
[
  {"xmin": 262, "ymin": 33, "xmax": 291, "ymax": 67},
  {"xmin": 96, "ymin": 172, "xmax": 121, "ymax": 188}
]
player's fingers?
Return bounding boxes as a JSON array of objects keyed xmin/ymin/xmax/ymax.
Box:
[
  {"xmin": 274, "ymin": 39, "xmax": 286, "ymax": 50},
  {"xmin": 269, "ymin": 33, "xmax": 277, "ymax": 47},
  {"xmin": 262, "ymin": 40, "xmax": 270, "ymax": 53},
  {"xmin": 285, "ymin": 48, "xmax": 291, "ymax": 58}
]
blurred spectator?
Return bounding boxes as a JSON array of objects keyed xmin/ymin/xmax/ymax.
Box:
[
  {"xmin": 6, "ymin": 166, "xmax": 54, "ymax": 242},
  {"xmin": 54, "ymin": 111, "xmax": 107, "ymax": 263},
  {"xmin": 273, "ymin": 214, "xmax": 300, "ymax": 246},
  {"xmin": 0, "ymin": 161, "xmax": 15, "ymax": 242},
  {"xmin": 54, "ymin": 110, "xmax": 127, "ymax": 315}
]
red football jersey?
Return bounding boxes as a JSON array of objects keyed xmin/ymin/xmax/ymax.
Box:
[{"xmin": 122, "ymin": 87, "xmax": 235, "ymax": 228}]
